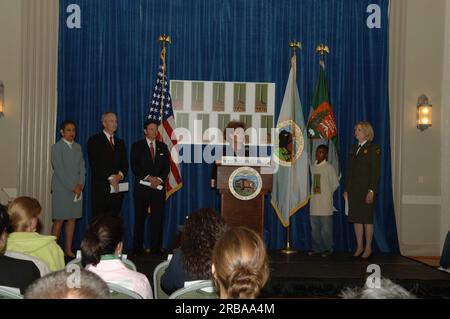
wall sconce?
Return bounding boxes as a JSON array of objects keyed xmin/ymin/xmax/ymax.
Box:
[
  {"xmin": 417, "ymin": 94, "xmax": 432, "ymax": 131},
  {"xmin": 0, "ymin": 81, "xmax": 4, "ymax": 117}
]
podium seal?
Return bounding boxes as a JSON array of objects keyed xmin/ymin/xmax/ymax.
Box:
[{"xmin": 228, "ymin": 166, "xmax": 262, "ymax": 201}]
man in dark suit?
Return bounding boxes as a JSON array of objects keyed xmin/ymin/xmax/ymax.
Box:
[
  {"xmin": 87, "ymin": 112, "xmax": 128, "ymax": 217},
  {"xmin": 131, "ymin": 119, "xmax": 170, "ymax": 255}
]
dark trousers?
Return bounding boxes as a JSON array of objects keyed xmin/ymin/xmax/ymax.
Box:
[
  {"xmin": 91, "ymin": 183, "xmax": 124, "ymax": 217},
  {"xmin": 133, "ymin": 186, "xmax": 165, "ymax": 253}
]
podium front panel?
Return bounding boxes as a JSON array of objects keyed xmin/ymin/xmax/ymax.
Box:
[
  {"xmin": 216, "ymin": 164, "xmax": 272, "ymax": 238},
  {"xmin": 221, "ymin": 192, "xmax": 264, "ymax": 236}
]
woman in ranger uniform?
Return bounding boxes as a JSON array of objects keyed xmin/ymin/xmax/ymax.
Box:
[{"xmin": 344, "ymin": 122, "xmax": 381, "ymax": 259}]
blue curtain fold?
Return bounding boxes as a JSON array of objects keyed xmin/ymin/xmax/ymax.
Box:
[{"xmin": 57, "ymin": 0, "xmax": 398, "ymax": 253}]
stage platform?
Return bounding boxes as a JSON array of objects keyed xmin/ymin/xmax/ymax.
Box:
[
  {"xmin": 131, "ymin": 251, "xmax": 450, "ymax": 299},
  {"xmin": 260, "ymin": 251, "xmax": 450, "ymax": 298}
]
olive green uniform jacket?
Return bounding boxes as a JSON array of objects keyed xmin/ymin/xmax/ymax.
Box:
[{"xmin": 344, "ymin": 142, "xmax": 381, "ymax": 224}]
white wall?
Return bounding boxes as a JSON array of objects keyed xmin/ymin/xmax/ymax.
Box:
[
  {"xmin": 0, "ymin": 0, "xmax": 58, "ymax": 235},
  {"xmin": 440, "ymin": 0, "xmax": 450, "ymax": 255},
  {"xmin": 0, "ymin": 0, "xmax": 22, "ymax": 202},
  {"xmin": 390, "ymin": 0, "xmax": 448, "ymax": 255}
]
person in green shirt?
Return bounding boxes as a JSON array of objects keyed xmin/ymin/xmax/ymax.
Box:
[{"xmin": 6, "ymin": 197, "xmax": 65, "ymax": 271}]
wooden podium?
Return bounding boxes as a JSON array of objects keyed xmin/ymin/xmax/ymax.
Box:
[{"xmin": 216, "ymin": 164, "xmax": 272, "ymax": 237}]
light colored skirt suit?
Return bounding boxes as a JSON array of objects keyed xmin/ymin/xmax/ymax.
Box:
[{"xmin": 51, "ymin": 139, "xmax": 85, "ymax": 220}]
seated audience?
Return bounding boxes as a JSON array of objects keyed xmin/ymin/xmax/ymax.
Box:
[
  {"xmin": 6, "ymin": 197, "xmax": 65, "ymax": 271},
  {"xmin": 81, "ymin": 215, "xmax": 153, "ymax": 299},
  {"xmin": 211, "ymin": 226, "xmax": 269, "ymax": 299},
  {"xmin": 4, "ymin": 250, "xmax": 50, "ymax": 277},
  {"xmin": 0, "ymin": 204, "xmax": 40, "ymax": 293},
  {"xmin": 161, "ymin": 208, "xmax": 227, "ymax": 295},
  {"xmin": 340, "ymin": 277, "xmax": 416, "ymax": 299},
  {"xmin": 25, "ymin": 268, "xmax": 110, "ymax": 299}
]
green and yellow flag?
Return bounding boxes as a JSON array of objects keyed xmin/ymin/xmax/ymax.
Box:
[{"xmin": 307, "ymin": 61, "xmax": 339, "ymax": 175}]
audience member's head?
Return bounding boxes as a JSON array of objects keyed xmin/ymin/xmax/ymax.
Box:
[
  {"xmin": 7, "ymin": 197, "xmax": 41, "ymax": 233},
  {"xmin": 25, "ymin": 268, "xmax": 110, "ymax": 299},
  {"xmin": 81, "ymin": 215, "xmax": 123, "ymax": 267},
  {"xmin": 212, "ymin": 226, "xmax": 269, "ymax": 299},
  {"xmin": 181, "ymin": 208, "xmax": 227, "ymax": 280},
  {"xmin": 340, "ymin": 278, "xmax": 416, "ymax": 299},
  {"xmin": 0, "ymin": 204, "xmax": 10, "ymax": 253}
]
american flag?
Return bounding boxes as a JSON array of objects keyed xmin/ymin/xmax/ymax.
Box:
[{"xmin": 147, "ymin": 63, "xmax": 182, "ymax": 198}]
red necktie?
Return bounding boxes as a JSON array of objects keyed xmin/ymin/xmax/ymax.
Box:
[
  {"xmin": 109, "ymin": 136, "xmax": 115, "ymax": 150},
  {"xmin": 150, "ymin": 142, "xmax": 155, "ymax": 161}
]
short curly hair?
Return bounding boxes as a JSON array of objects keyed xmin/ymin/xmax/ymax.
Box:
[{"xmin": 181, "ymin": 208, "xmax": 227, "ymax": 280}]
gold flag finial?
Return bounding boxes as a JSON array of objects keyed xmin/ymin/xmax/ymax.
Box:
[
  {"xmin": 289, "ymin": 41, "xmax": 302, "ymax": 79},
  {"xmin": 158, "ymin": 34, "xmax": 171, "ymax": 71},
  {"xmin": 316, "ymin": 44, "xmax": 330, "ymax": 63},
  {"xmin": 289, "ymin": 41, "xmax": 302, "ymax": 57},
  {"xmin": 158, "ymin": 34, "xmax": 171, "ymax": 122},
  {"xmin": 158, "ymin": 34, "xmax": 172, "ymax": 45}
]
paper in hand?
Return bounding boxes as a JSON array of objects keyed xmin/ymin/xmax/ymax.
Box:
[
  {"xmin": 139, "ymin": 180, "xmax": 163, "ymax": 191},
  {"xmin": 110, "ymin": 182, "xmax": 129, "ymax": 194},
  {"xmin": 73, "ymin": 193, "xmax": 82, "ymax": 203}
]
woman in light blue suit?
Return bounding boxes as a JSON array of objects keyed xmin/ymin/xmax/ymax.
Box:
[{"xmin": 51, "ymin": 120, "xmax": 85, "ymax": 258}]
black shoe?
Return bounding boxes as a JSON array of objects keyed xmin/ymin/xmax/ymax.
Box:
[{"xmin": 360, "ymin": 252, "xmax": 372, "ymax": 260}]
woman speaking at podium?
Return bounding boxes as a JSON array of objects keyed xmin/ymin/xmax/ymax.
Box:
[{"xmin": 210, "ymin": 121, "xmax": 249, "ymax": 188}]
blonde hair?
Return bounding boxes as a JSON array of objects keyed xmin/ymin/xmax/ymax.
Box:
[
  {"xmin": 355, "ymin": 121, "xmax": 374, "ymax": 142},
  {"xmin": 212, "ymin": 227, "xmax": 269, "ymax": 299},
  {"xmin": 8, "ymin": 197, "xmax": 41, "ymax": 232}
]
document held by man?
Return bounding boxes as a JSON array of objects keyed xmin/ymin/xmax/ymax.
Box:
[
  {"xmin": 139, "ymin": 179, "xmax": 163, "ymax": 191},
  {"xmin": 110, "ymin": 182, "xmax": 129, "ymax": 193}
]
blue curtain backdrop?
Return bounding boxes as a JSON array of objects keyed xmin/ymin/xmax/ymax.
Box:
[{"xmin": 57, "ymin": 0, "xmax": 399, "ymax": 253}]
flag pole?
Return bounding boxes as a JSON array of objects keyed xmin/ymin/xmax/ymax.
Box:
[
  {"xmin": 281, "ymin": 40, "xmax": 301, "ymax": 255},
  {"xmin": 158, "ymin": 34, "xmax": 171, "ymax": 123}
]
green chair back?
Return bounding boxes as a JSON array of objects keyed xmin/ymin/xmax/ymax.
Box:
[{"xmin": 153, "ymin": 260, "xmax": 170, "ymax": 299}]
